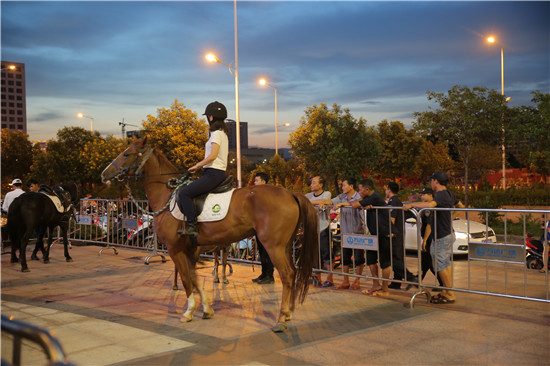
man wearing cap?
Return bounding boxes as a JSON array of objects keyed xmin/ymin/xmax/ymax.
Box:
[
  {"xmin": 2, "ymin": 179, "xmax": 25, "ymax": 213},
  {"xmin": 403, "ymin": 171, "xmax": 464, "ymax": 304}
]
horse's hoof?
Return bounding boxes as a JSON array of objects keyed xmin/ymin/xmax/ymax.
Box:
[
  {"xmin": 43, "ymin": 259, "xmax": 50, "ymax": 264},
  {"xmin": 10, "ymin": 258, "xmax": 18, "ymax": 264},
  {"xmin": 272, "ymin": 323, "xmax": 287, "ymax": 333},
  {"xmin": 213, "ymin": 278, "xmax": 220, "ymax": 284},
  {"xmin": 30, "ymin": 254, "xmax": 39, "ymax": 261},
  {"xmin": 223, "ymin": 279, "xmax": 230, "ymax": 285},
  {"xmin": 181, "ymin": 314, "xmax": 194, "ymax": 323},
  {"xmin": 202, "ymin": 310, "xmax": 214, "ymax": 319},
  {"xmin": 21, "ymin": 267, "xmax": 30, "ymax": 273},
  {"xmin": 66, "ymin": 257, "xmax": 73, "ymax": 262},
  {"xmin": 172, "ymin": 285, "xmax": 178, "ymax": 290}
]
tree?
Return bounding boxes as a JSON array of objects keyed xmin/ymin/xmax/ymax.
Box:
[
  {"xmin": 81, "ymin": 135, "xmax": 128, "ymax": 184},
  {"xmin": 375, "ymin": 120, "xmax": 423, "ymax": 179},
  {"xmin": 413, "ymin": 85, "xmax": 508, "ymax": 203},
  {"xmin": 289, "ymin": 103, "xmax": 381, "ymax": 191},
  {"xmin": 509, "ymin": 91, "xmax": 550, "ymax": 181},
  {"xmin": 142, "ymin": 99, "xmax": 208, "ymax": 170},
  {"xmin": 30, "ymin": 127, "xmax": 96, "ymax": 184},
  {"xmin": 1, "ymin": 128, "xmax": 34, "ymax": 182},
  {"xmin": 414, "ymin": 140, "xmax": 456, "ymax": 179}
]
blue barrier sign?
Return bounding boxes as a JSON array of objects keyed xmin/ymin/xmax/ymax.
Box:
[
  {"xmin": 75, "ymin": 215, "xmax": 92, "ymax": 225},
  {"xmin": 122, "ymin": 218, "xmax": 139, "ymax": 231},
  {"xmin": 342, "ymin": 234, "xmax": 378, "ymax": 250},
  {"xmin": 468, "ymin": 242, "xmax": 524, "ymax": 264}
]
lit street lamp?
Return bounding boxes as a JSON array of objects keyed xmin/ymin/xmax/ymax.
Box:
[
  {"xmin": 205, "ymin": 52, "xmax": 241, "ymax": 187},
  {"xmin": 77, "ymin": 113, "xmax": 94, "ymax": 132},
  {"xmin": 202, "ymin": 0, "xmax": 241, "ymax": 187},
  {"xmin": 259, "ymin": 78, "xmax": 284, "ymax": 156},
  {"xmin": 487, "ymin": 36, "xmax": 507, "ymax": 189}
]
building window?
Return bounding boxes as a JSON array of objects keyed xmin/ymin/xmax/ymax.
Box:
[
  {"xmin": 1, "ymin": 124, "xmax": 6, "ymax": 128},
  {"xmin": 9, "ymin": 124, "xmax": 15, "ymax": 129},
  {"xmin": 17, "ymin": 125, "xmax": 23, "ymax": 130}
]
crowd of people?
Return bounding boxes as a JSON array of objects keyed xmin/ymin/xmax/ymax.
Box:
[{"xmin": 1, "ymin": 101, "xmax": 466, "ymax": 305}]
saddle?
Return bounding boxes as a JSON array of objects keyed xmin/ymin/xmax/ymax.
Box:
[
  {"xmin": 171, "ymin": 175, "xmax": 235, "ymax": 222},
  {"xmin": 192, "ymin": 176, "xmax": 234, "ymax": 216},
  {"xmin": 39, "ymin": 184, "xmax": 72, "ymax": 213}
]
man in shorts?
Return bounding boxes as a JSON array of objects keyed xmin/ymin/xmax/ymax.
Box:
[{"xmin": 403, "ymin": 171, "xmax": 464, "ymax": 304}]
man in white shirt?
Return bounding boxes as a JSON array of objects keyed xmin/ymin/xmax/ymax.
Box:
[
  {"xmin": 305, "ymin": 176, "xmax": 332, "ymax": 286},
  {"xmin": 2, "ymin": 178, "xmax": 25, "ymax": 213}
]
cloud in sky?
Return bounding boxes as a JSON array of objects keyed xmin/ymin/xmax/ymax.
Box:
[{"xmin": 2, "ymin": 1, "xmax": 548, "ymax": 147}]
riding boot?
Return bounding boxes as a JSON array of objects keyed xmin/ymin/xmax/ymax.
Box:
[{"xmin": 178, "ymin": 221, "xmax": 199, "ymax": 238}]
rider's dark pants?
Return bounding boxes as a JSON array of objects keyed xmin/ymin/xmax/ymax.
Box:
[{"xmin": 177, "ymin": 168, "xmax": 226, "ymax": 223}]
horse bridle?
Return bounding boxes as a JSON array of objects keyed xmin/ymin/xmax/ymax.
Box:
[{"xmin": 109, "ymin": 145, "xmax": 154, "ymax": 182}]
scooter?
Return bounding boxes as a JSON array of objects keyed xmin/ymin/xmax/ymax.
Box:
[{"xmin": 525, "ymin": 234, "xmax": 549, "ymax": 270}]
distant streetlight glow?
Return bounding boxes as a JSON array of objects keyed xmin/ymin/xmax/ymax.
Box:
[
  {"xmin": 205, "ymin": 53, "xmax": 218, "ymax": 63},
  {"xmin": 77, "ymin": 113, "xmax": 94, "ymax": 132}
]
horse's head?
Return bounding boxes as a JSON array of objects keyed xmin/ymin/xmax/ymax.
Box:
[
  {"xmin": 101, "ymin": 136, "xmax": 153, "ymax": 183},
  {"xmin": 60, "ymin": 182, "xmax": 80, "ymax": 209}
]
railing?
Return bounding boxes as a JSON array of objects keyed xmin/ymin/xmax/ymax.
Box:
[
  {"xmin": 1, "ymin": 314, "xmax": 75, "ymax": 366},
  {"xmin": 62, "ymin": 199, "xmax": 548, "ymax": 304}
]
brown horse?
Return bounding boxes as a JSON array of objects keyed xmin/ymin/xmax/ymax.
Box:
[{"xmin": 100, "ymin": 137, "xmax": 318, "ymax": 332}]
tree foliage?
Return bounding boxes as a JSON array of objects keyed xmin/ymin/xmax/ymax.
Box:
[
  {"xmin": 1, "ymin": 128, "xmax": 34, "ymax": 182},
  {"xmin": 375, "ymin": 120, "xmax": 423, "ymax": 178},
  {"xmin": 289, "ymin": 103, "xmax": 381, "ymax": 191},
  {"xmin": 413, "ymin": 140, "xmax": 456, "ymax": 179},
  {"xmin": 81, "ymin": 136, "xmax": 129, "ymax": 183},
  {"xmin": 509, "ymin": 91, "xmax": 550, "ymax": 180},
  {"xmin": 413, "ymin": 85, "xmax": 508, "ymax": 200},
  {"xmin": 29, "ymin": 127, "xmax": 97, "ymax": 184},
  {"xmin": 142, "ymin": 99, "xmax": 208, "ymax": 171}
]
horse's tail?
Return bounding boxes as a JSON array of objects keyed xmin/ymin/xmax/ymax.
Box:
[{"xmin": 292, "ymin": 192, "xmax": 319, "ymax": 305}]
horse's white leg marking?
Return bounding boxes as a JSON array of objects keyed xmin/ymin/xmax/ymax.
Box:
[{"xmin": 182, "ymin": 291, "xmax": 197, "ymax": 322}]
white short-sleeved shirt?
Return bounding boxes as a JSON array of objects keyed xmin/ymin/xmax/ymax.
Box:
[
  {"xmin": 305, "ymin": 191, "xmax": 332, "ymax": 231},
  {"xmin": 2, "ymin": 188, "xmax": 25, "ymax": 212},
  {"xmin": 204, "ymin": 130, "xmax": 228, "ymax": 171}
]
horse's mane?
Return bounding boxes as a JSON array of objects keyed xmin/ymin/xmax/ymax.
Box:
[{"xmin": 153, "ymin": 147, "xmax": 178, "ymax": 171}]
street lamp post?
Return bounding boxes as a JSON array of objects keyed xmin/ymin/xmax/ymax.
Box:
[
  {"xmin": 259, "ymin": 78, "xmax": 283, "ymax": 155},
  {"xmin": 203, "ymin": 1, "xmax": 241, "ymax": 187},
  {"xmin": 487, "ymin": 36, "xmax": 506, "ymax": 189},
  {"xmin": 77, "ymin": 113, "xmax": 94, "ymax": 133},
  {"xmin": 205, "ymin": 53, "xmax": 241, "ymax": 187}
]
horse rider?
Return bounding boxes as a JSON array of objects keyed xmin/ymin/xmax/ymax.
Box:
[
  {"xmin": 2, "ymin": 179, "xmax": 25, "ymax": 214},
  {"xmin": 177, "ymin": 101, "xmax": 229, "ymax": 238}
]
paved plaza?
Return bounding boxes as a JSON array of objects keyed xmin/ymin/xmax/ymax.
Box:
[{"xmin": 1, "ymin": 245, "xmax": 549, "ymax": 365}]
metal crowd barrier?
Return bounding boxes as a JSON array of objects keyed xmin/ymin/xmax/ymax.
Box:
[
  {"xmin": 1, "ymin": 314, "xmax": 75, "ymax": 366},
  {"xmin": 64, "ymin": 199, "xmax": 549, "ymax": 305}
]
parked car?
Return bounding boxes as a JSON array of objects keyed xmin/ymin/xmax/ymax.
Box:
[{"xmin": 404, "ymin": 208, "xmax": 497, "ymax": 255}]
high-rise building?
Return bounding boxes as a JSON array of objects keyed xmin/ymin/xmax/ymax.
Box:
[
  {"xmin": 225, "ymin": 119, "xmax": 248, "ymax": 150},
  {"xmin": 1, "ymin": 61, "xmax": 27, "ymax": 133}
]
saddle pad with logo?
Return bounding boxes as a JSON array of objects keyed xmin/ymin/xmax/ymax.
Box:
[
  {"xmin": 41, "ymin": 193, "xmax": 70, "ymax": 213},
  {"xmin": 169, "ymin": 189, "xmax": 235, "ymax": 222}
]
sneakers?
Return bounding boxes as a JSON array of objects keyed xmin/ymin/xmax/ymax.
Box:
[{"xmin": 256, "ymin": 276, "xmax": 275, "ymax": 284}]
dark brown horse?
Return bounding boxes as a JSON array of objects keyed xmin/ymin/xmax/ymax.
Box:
[{"xmin": 100, "ymin": 137, "xmax": 318, "ymax": 332}]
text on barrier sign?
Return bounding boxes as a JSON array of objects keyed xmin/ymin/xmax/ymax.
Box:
[
  {"xmin": 342, "ymin": 234, "xmax": 378, "ymax": 250},
  {"xmin": 468, "ymin": 242, "xmax": 524, "ymax": 264}
]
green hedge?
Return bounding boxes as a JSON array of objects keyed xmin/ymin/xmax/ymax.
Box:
[{"xmin": 454, "ymin": 187, "xmax": 550, "ymax": 208}]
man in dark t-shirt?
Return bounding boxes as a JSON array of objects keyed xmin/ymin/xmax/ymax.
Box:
[
  {"xmin": 403, "ymin": 171, "xmax": 464, "ymax": 304},
  {"xmin": 341, "ymin": 178, "xmax": 392, "ymax": 297}
]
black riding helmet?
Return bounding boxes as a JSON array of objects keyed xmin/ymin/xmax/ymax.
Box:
[{"xmin": 203, "ymin": 101, "xmax": 227, "ymax": 120}]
